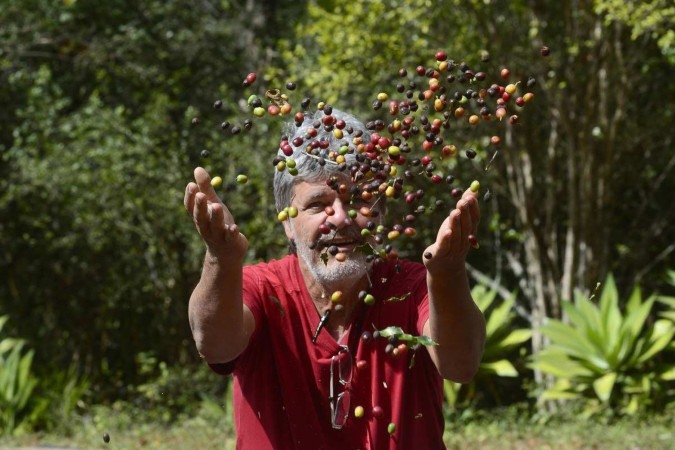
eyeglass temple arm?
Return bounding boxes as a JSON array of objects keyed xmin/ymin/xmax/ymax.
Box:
[{"xmin": 312, "ymin": 309, "xmax": 332, "ymax": 343}]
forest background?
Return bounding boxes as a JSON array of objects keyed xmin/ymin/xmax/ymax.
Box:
[{"xmin": 1, "ymin": 0, "xmax": 674, "ymax": 448}]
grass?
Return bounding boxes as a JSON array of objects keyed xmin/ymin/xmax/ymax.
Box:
[{"xmin": 1, "ymin": 405, "xmax": 673, "ymax": 450}]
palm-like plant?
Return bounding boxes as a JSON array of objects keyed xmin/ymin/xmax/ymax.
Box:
[
  {"xmin": 530, "ymin": 274, "xmax": 675, "ymax": 415},
  {"xmin": 0, "ymin": 315, "xmax": 37, "ymax": 435},
  {"xmin": 445, "ymin": 284, "xmax": 531, "ymax": 409}
]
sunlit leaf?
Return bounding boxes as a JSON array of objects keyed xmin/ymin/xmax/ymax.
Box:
[
  {"xmin": 592, "ymin": 372, "xmax": 616, "ymax": 402},
  {"xmin": 481, "ymin": 360, "xmax": 518, "ymax": 377}
]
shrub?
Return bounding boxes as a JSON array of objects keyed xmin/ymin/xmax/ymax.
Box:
[
  {"xmin": 445, "ymin": 285, "xmax": 532, "ymax": 411},
  {"xmin": 0, "ymin": 315, "xmax": 37, "ymax": 435},
  {"xmin": 530, "ymin": 274, "xmax": 675, "ymax": 416}
]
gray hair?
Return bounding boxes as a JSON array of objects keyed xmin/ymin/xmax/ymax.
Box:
[{"xmin": 273, "ymin": 108, "xmax": 372, "ymax": 212}]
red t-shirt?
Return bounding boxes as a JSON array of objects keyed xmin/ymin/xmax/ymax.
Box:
[{"xmin": 210, "ymin": 255, "xmax": 445, "ymax": 450}]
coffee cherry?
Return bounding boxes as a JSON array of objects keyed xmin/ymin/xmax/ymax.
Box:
[
  {"xmin": 236, "ymin": 174, "xmax": 248, "ymax": 184},
  {"xmin": 318, "ymin": 223, "xmax": 331, "ymax": 234},
  {"xmin": 243, "ymin": 72, "xmax": 257, "ymax": 86}
]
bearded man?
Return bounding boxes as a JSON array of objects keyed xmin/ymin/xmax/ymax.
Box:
[{"xmin": 184, "ymin": 108, "xmax": 485, "ymax": 450}]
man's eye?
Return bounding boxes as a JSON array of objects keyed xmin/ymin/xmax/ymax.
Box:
[{"xmin": 305, "ymin": 202, "xmax": 325, "ymax": 210}]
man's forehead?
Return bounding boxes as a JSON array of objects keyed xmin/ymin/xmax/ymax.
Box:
[{"xmin": 292, "ymin": 180, "xmax": 337, "ymax": 198}]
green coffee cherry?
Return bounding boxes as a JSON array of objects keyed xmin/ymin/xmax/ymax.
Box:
[{"xmin": 211, "ymin": 176, "xmax": 223, "ymax": 188}]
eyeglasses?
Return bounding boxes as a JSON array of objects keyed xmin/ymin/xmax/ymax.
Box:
[{"xmin": 329, "ymin": 345, "xmax": 353, "ymax": 429}]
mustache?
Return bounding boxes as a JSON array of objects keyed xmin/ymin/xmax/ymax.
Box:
[{"xmin": 314, "ymin": 229, "xmax": 364, "ymax": 248}]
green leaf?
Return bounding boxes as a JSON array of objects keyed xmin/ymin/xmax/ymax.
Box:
[
  {"xmin": 599, "ymin": 274, "xmax": 622, "ymax": 353},
  {"xmin": 377, "ymin": 326, "xmax": 403, "ymax": 338},
  {"xmin": 485, "ymin": 298, "xmax": 514, "ymax": 337},
  {"xmin": 637, "ymin": 320, "xmax": 675, "ymax": 363},
  {"xmin": 530, "ymin": 350, "xmax": 595, "ymax": 378},
  {"xmin": 592, "ymin": 372, "xmax": 617, "ymax": 402},
  {"xmin": 413, "ymin": 335, "xmax": 437, "ymax": 346},
  {"xmin": 541, "ymin": 320, "xmax": 599, "ymax": 361},
  {"xmin": 497, "ymin": 329, "xmax": 532, "ymax": 347},
  {"xmin": 471, "ymin": 284, "xmax": 497, "ymax": 312},
  {"xmin": 397, "ymin": 333, "xmax": 414, "ymax": 342},
  {"xmin": 659, "ymin": 365, "xmax": 675, "ymax": 381},
  {"xmin": 354, "ymin": 243, "xmax": 376, "ymax": 256},
  {"xmin": 481, "ymin": 360, "xmax": 518, "ymax": 377}
]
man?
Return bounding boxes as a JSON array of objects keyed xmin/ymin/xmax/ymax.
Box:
[{"xmin": 184, "ymin": 108, "xmax": 485, "ymax": 449}]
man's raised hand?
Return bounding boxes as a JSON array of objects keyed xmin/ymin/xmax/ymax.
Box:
[
  {"xmin": 422, "ymin": 188, "xmax": 480, "ymax": 275},
  {"xmin": 184, "ymin": 167, "xmax": 249, "ymax": 262}
]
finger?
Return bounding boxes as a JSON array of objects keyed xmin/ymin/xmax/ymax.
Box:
[
  {"xmin": 458, "ymin": 200, "xmax": 473, "ymax": 252},
  {"xmin": 210, "ymin": 202, "xmax": 226, "ymax": 236},
  {"xmin": 461, "ymin": 186, "xmax": 480, "ymax": 232},
  {"xmin": 436, "ymin": 209, "xmax": 461, "ymax": 254},
  {"xmin": 194, "ymin": 167, "xmax": 223, "ymax": 204},
  {"xmin": 193, "ymin": 192, "xmax": 211, "ymax": 237},
  {"xmin": 184, "ymin": 182, "xmax": 198, "ymax": 214}
]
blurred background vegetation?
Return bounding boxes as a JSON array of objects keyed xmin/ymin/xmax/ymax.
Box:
[{"xmin": 1, "ymin": 0, "xmax": 673, "ymax": 447}]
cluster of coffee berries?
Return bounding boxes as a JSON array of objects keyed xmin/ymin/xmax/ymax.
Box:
[{"xmin": 194, "ymin": 47, "xmax": 549, "ymax": 267}]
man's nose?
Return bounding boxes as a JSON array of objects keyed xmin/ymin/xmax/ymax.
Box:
[{"xmin": 325, "ymin": 199, "xmax": 350, "ymax": 229}]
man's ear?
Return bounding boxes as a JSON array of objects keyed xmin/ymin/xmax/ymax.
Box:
[{"xmin": 282, "ymin": 220, "xmax": 293, "ymax": 241}]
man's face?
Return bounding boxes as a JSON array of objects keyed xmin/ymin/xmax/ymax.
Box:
[{"xmin": 285, "ymin": 179, "xmax": 377, "ymax": 289}]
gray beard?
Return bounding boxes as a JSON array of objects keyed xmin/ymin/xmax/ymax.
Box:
[{"xmin": 295, "ymin": 239, "xmax": 368, "ymax": 292}]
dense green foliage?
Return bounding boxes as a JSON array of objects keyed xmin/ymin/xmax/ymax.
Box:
[
  {"xmin": 531, "ymin": 274, "xmax": 675, "ymax": 415},
  {"xmin": 445, "ymin": 285, "xmax": 531, "ymax": 409},
  {"xmin": 1, "ymin": 0, "xmax": 674, "ymax": 437}
]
